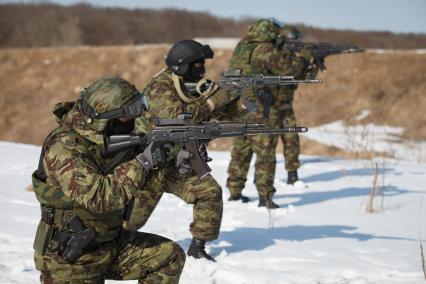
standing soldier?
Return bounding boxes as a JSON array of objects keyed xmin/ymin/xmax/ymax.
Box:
[
  {"xmin": 32, "ymin": 77, "xmax": 186, "ymax": 283},
  {"xmin": 125, "ymin": 40, "xmax": 235, "ymax": 261},
  {"xmin": 226, "ymin": 19, "xmax": 295, "ymax": 208},
  {"xmin": 273, "ymin": 25, "xmax": 319, "ymax": 185}
]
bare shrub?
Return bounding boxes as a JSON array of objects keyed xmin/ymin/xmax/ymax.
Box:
[
  {"xmin": 420, "ymin": 232, "xmax": 426, "ymax": 280},
  {"xmin": 366, "ymin": 163, "xmax": 379, "ymax": 213}
]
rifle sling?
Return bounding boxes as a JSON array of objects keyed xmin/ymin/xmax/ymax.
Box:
[{"xmin": 101, "ymin": 150, "xmax": 132, "ymax": 175}]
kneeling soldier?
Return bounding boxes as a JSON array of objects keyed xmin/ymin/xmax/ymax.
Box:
[{"xmin": 32, "ymin": 77, "xmax": 185, "ymax": 283}]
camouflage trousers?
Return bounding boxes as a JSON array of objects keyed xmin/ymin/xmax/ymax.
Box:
[
  {"xmin": 124, "ymin": 166, "xmax": 223, "ymax": 241},
  {"xmin": 226, "ymin": 133, "xmax": 278, "ymax": 198},
  {"xmin": 226, "ymin": 101, "xmax": 300, "ymax": 197},
  {"xmin": 37, "ymin": 230, "xmax": 185, "ymax": 283},
  {"xmin": 278, "ymin": 105, "xmax": 301, "ymax": 172}
]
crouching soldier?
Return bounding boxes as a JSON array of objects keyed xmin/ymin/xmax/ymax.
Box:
[
  {"xmin": 124, "ymin": 39, "xmax": 237, "ymax": 262},
  {"xmin": 32, "ymin": 77, "xmax": 185, "ymax": 283}
]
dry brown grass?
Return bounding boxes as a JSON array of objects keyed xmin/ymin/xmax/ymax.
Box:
[{"xmin": 0, "ymin": 46, "xmax": 425, "ymax": 159}]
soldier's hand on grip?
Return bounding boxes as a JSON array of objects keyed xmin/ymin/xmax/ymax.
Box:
[
  {"xmin": 175, "ymin": 149, "xmax": 193, "ymax": 175},
  {"xmin": 136, "ymin": 142, "xmax": 172, "ymax": 171}
]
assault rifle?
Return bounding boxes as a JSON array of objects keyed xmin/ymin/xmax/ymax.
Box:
[
  {"xmin": 103, "ymin": 114, "xmax": 308, "ymax": 179},
  {"xmin": 185, "ymin": 70, "xmax": 321, "ymax": 117},
  {"xmin": 184, "ymin": 69, "xmax": 321, "ymax": 93},
  {"xmin": 282, "ymin": 41, "xmax": 364, "ymax": 70}
]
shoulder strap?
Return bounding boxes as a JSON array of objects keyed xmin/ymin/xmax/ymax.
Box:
[
  {"xmin": 100, "ymin": 150, "xmax": 133, "ymax": 175},
  {"xmin": 172, "ymin": 72, "xmax": 200, "ymax": 104}
]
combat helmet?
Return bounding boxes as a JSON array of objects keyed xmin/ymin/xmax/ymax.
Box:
[
  {"xmin": 165, "ymin": 39, "xmax": 214, "ymax": 76},
  {"xmin": 279, "ymin": 25, "xmax": 303, "ymax": 41},
  {"xmin": 80, "ymin": 76, "xmax": 148, "ymax": 132},
  {"xmin": 247, "ymin": 18, "xmax": 280, "ymax": 42}
]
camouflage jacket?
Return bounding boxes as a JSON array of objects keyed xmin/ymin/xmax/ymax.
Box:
[
  {"xmin": 137, "ymin": 69, "xmax": 236, "ymax": 131},
  {"xmin": 230, "ymin": 38, "xmax": 297, "ymax": 119},
  {"xmin": 271, "ymin": 47, "xmax": 319, "ymax": 105},
  {"xmin": 33, "ymin": 101, "xmax": 146, "ymax": 242},
  {"xmin": 142, "ymin": 69, "xmax": 211, "ymax": 123}
]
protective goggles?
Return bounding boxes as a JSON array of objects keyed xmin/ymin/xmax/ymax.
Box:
[{"xmin": 81, "ymin": 92, "xmax": 149, "ymax": 120}]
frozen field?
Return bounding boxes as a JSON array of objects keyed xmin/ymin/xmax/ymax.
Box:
[{"xmin": 0, "ymin": 139, "xmax": 425, "ymax": 283}]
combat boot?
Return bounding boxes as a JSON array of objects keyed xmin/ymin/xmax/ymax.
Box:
[
  {"xmin": 187, "ymin": 237, "xmax": 216, "ymax": 262},
  {"xmin": 228, "ymin": 193, "xmax": 250, "ymax": 203},
  {"xmin": 287, "ymin": 171, "xmax": 298, "ymax": 185},
  {"xmin": 258, "ymin": 193, "xmax": 279, "ymax": 209}
]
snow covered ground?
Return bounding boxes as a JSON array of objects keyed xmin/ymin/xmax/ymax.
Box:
[
  {"xmin": 0, "ymin": 140, "xmax": 425, "ymax": 283},
  {"xmin": 306, "ymin": 119, "xmax": 426, "ymax": 163}
]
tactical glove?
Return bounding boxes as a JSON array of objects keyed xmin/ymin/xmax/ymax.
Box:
[
  {"xmin": 175, "ymin": 149, "xmax": 193, "ymax": 175},
  {"xmin": 206, "ymin": 85, "xmax": 236, "ymax": 112},
  {"xmin": 136, "ymin": 142, "xmax": 170, "ymax": 172}
]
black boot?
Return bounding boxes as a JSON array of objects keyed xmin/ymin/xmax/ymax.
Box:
[
  {"xmin": 258, "ymin": 194, "xmax": 279, "ymax": 209},
  {"xmin": 287, "ymin": 171, "xmax": 298, "ymax": 185},
  {"xmin": 187, "ymin": 238, "xmax": 216, "ymax": 262},
  {"xmin": 228, "ymin": 193, "xmax": 250, "ymax": 203}
]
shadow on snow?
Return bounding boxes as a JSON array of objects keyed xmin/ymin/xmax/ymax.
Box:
[
  {"xmin": 300, "ymin": 167, "xmax": 400, "ymax": 183},
  {"xmin": 273, "ymin": 186, "xmax": 410, "ymax": 207},
  {"xmin": 207, "ymin": 225, "xmax": 413, "ymax": 255}
]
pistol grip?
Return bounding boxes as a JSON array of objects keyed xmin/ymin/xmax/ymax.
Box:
[{"xmin": 185, "ymin": 138, "xmax": 211, "ymax": 179}]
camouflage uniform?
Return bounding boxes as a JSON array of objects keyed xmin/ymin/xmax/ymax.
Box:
[
  {"xmin": 226, "ymin": 20, "xmax": 296, "ymax": 199},
  {"xmin": 274, "ymin": 26, "xmax": 319, "ymax": 173},
  {"xmin": 32, "ymin": 77, "xmax": 185, "ymax": 283},
  {"xmin": 125, "ymin": 69, "xmax": 229, "ymax": 242}
]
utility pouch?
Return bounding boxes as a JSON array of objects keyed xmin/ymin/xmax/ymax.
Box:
[
  {"xmin": 33, "ymin": 220, "xmax": 54, "ymax": 255},
  {"xmin": 61, "ymin": 215, "xmax": 95, "ymax": 263}
]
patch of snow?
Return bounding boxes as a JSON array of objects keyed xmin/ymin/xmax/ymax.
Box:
[
  {"xmin": 305, "ymin": 120, "xmax": 426, "ymax": 163},
  {"xmin": 355, "ymin": 109, "xmax": 371, "ymax": 121},
  {"xmin": 193, "ymin": 38, "xmax": 240, "ymax": 49}
]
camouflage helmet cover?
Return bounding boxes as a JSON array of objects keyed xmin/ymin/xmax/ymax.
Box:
[
  {"xmin": 80, "ymin": 76, "xmax": 146, "ymax": 132},
  {"xmin": 247, "ymin": 19, "xmax": 280, "ymax": 42}
]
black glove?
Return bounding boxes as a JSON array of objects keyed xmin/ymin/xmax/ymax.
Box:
[
  {"xmin": 136, "ymin": 142, "xmax": 169, "ymax": 172},
  {"xmin": 175, "ymin": 149, "xmax": 193, "ymax": 175}
]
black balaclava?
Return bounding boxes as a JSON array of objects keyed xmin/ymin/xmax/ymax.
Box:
[
  {"xmin": 183, "ymin": 59, "xmax": 205, "ymax": 82},
  {"xmin": 105, "ymin": 118, "xmax": 135, "ymax": 136}
]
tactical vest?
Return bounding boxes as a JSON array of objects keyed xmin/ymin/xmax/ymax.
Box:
[
  {"xmin": 229, "ymin": 40, "xmax": 259, "ymax": 74},
  {"xmin": 32, "ymin": 124, "xmax": 126, "ymax": 270},
  {"xmin": 230, "ymin": 40, "xmax": 275, "ymax": 118}
]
